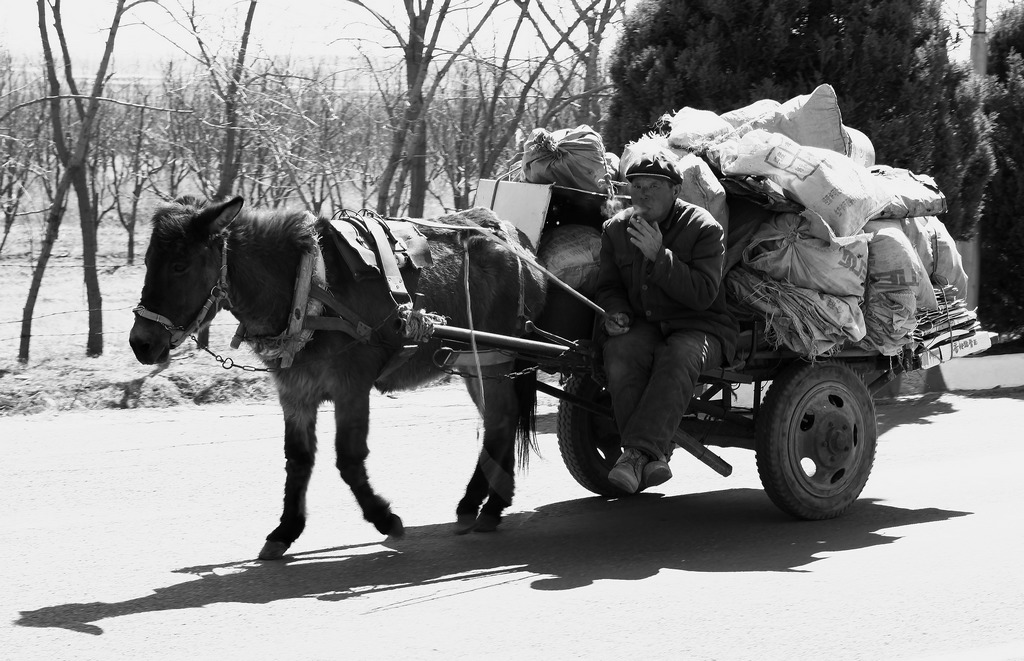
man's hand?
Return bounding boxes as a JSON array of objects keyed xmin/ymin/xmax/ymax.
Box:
[
  {"xmin": 627, "ymin": 215, "xmax": 662, "ymax": 261},
  {"xmin": 604, "ymin": 312, "xmax": 631, "ymax": 336}
]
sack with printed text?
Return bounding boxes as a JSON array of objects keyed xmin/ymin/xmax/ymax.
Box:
[
  {"xmin": 710, "ymin": 129, "xmax": 892, "ymax": 237},
  {"xmin": 742, "ymin": 212, "xmax": 868, "ymax": 298},
  {"xmin": 863, "ymin": 216, "xmax": 968, "ymax": 301}
]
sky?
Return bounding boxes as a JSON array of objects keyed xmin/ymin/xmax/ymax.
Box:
[
  {"xmin": 0, "ymin": 0, "xmax": 633, "ymax": 72},
  {"xmin": 0, "ymin": 0, "xmax": 1013, "ymax": 73}
]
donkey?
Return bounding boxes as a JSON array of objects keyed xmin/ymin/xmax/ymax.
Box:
[{"xmin": 129, "ymin": 196, "xmax": 547, "ymax": 560}]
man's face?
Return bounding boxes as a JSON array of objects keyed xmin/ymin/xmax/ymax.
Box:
[{"xmin": 628, "ymin": 175, "xmax": 679, "ymax": 224}]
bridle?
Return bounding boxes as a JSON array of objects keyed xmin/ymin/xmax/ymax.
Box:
[{"xmin": 132, "ymin": 231, "xmax": 231, "ymax": 349}]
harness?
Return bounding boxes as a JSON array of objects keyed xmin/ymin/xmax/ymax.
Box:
[
  {"xmin": 134, "ymin": 208, "xmax": 581, "ymax": 374},
  {"xmin": 133, "ymin": 231, "xmax": 232, "ymax": 350}
]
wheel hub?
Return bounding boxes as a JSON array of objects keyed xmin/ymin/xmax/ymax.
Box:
[
  {"xmin": 792, "ymin": 388, "xmax": 863, "ymax": 490},
  {"xmin": 813, "ymin": 412, "xmax": 853, "ymax": 468}
]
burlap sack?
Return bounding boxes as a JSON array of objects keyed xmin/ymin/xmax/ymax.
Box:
[
  {"xmin": 663, "ymin": 107, "xmax": 733, "ymax": 150},
  {"xmin": 865, "ymin": 226, "xmax": 938, "ymax": 311},
  {"xmin": 726, "ymin": 266, "xmax": 866, "ymax": 358},
  {"xmin": 720, "ymin": 98, "xmax": 781, "ymax": 128},
  {"xmin": 858, "ymin": 287, "xmax": 918, "ymax": 356},
  {"xmin": 864, "ymin": 216, "xmax": 968, "ymax": 301},
  {"xmin": 721, "ymin": 83, "xmax": 846, "ymax": 153},
  {"xmin": 743, "ymin": 212, "xmax": 868, "ymax": 297},
  {"xmin": 843, "ymin": 126, "xmax": 875, "ymax": 167},
  {"xmin": 712, "ymin": 129, "xmax": 892, "ymax": 237},
  {"xmin": 724, "ymin": 196, "xmax": 773, "ymax": 273},
  {"xmin": 868, "ymin": 166, "xmax": 947, "ymax": 220},
  {"xmin": 522, "ymin": 125, "xmax": 608, "ymax": 193},
  {"xmin": 537, "ymin": 224, "xmax": 602, "ymax": 296}
]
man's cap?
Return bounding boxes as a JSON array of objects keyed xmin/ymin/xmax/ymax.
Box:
[{"xmin": 624, "ymin": 151, "xmax": 683, "ymax": 185}]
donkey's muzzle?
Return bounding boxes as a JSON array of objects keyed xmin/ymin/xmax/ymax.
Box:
[{"xmin": 129, "ymin": 318, "xmax": 171, "ymax": 364}]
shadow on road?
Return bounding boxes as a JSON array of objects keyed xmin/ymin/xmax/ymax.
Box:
[
  {"xmin": 15, "ymin": 489, "xmax": 968, "ymax": 635},
  {"xmin": 876, "ymin": 393, "xmax": 958, "ymax": 434},
  {"xmin": 876, "ymin": 387, "xmax": 1024, "ymax": 435}
]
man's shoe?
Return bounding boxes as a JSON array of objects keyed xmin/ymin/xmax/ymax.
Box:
[
  {"xmin": 608, "ymin": 448, "xmax": 649, "ymax": 494},
  {"xmin": 641, "ymin": 458, "xmax": 672, "ymax": 489}
]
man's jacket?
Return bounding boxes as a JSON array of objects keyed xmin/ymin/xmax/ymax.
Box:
[{"xmin": 596, "ymin": 199, "xmax": 738, "ymax": 364}]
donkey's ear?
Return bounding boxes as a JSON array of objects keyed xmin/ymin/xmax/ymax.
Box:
[{"xmin": 200, "ymin": 196, "xmax": 244, "ymax": 236}]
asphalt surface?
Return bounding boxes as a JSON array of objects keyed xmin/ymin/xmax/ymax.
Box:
[{"xmin": 2, "ymin": 383, "xmax": 1024, "ymax": 661}]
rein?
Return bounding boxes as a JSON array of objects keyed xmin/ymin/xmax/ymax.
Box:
[
  {"xmin": 401, "ymin": 215, "xmax": 606, "ymax": 317},
  {"xmin": 133, "ymin": 231, "xmax": 231, "ymax": 349}
]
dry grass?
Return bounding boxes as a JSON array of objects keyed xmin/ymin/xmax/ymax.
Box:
[{"xmin": 0, "ymin": 215, "xmax": 276, "ymax": 416}]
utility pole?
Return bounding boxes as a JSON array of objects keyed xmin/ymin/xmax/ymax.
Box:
[
  {"xmin": 958, "ymin": 0, "xmax": 987, "ymax": 311},
  {"xmin": 971, "ymin": 0, "xmax": 988, "ymax": 74}
]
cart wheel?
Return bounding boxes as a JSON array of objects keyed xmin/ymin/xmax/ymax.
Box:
[
  {"xmin": 556, "ymin": 374, "xmax": 629, "ymax": 496},
  {"xmin": 756, "ymin": 361, "xmax": 877, "ymax": 520}
]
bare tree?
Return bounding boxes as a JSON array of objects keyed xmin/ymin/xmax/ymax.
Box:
[
  {"xmin": 345, "ymin": 0, "xmax": 510, "ymax": 216},
  {"xmin": 101, "ymin": 88, "xmax": 164, "ymax": 263},
  {"xmin": 18, "ymin": 0, "xmax": 155, "ymax": 362},
  {"xmin": 527, "ymin": 0, "xmax": 626, "ymax": 129},
  {"xmin": 1, "ymin": 55, "xmax": 48, "ymax": 255},
  {"xmin": 425, "ymin": 0, "xmax": 626, "ymax": 209},
  {"xmin": 180, "ymin": 0, "xmax": 261, "ymax": 200},
  {"xmin": 167, "ymin": 0, "xmax": 259, "ymax": 347}
]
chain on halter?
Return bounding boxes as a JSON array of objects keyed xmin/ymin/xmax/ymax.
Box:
[
  {"xmin": 132, "ymin": 231, "xmax": 232, "ymax": 349},
  {"xmin": 196, "ymin": 337, "xmax": 278, "ymax": 372}
]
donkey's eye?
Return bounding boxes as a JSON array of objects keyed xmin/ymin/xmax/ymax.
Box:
[{"xmin": 171, "ymin": 261, "xmax": 188, "ymax": 274}]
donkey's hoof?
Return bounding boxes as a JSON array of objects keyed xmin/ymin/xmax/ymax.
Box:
[
  {"xmin": 258, "ymin": 540, "xmax": 290, "ymax": 561},
  {"xmin": 473, "ymin": 513, "xmax": 501, "ymax": 533},
  {"xmin": 384, "ymin": 513, "xmax": 405, "ymax": 538},
  {"xmin": 375, "ymin": 513, "xmax": 404, "ymax": 538},
  {"xmin": 454, "ymin": 513, "xmax": 479, "ymax": 535}
]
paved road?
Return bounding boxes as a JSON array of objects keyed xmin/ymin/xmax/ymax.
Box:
[{"xmin": 2, "ymin": 384, "xmax": 1024, "ymax": 661}]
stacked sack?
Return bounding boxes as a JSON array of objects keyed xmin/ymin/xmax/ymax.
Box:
[
  {"xmin": 514, "ymin": 83, "xmax": 969, "ymax": 359},
  {"xmin": 691, "ymin": 84, "xmax": 968, "ymax": 357}
]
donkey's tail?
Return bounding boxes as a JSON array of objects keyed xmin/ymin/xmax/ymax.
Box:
[{"xmin": 513, "ymin": 361, "xmax": 539, "ymax": 472}]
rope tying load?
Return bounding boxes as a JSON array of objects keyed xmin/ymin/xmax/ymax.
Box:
[{"xmin": 398, "ymin": 303, "xmax": 448, "ymax": 342}]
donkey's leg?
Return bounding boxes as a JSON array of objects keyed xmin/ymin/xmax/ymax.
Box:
[
  {"xmin": 260, "ymin": 403, "xmax": 318, "ymax": 561},
  {"xmin": 333, "ymin": 391, "xmax": 404, "ymax": 538},
  {"xmin": 457, "ymin": 374, "xmax": 519, "ymax": 533}
]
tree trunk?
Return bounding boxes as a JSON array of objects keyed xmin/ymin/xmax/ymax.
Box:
[
  {"xmin": 19, "ymin": 176, "xmax": 71, "ymax": 363},
  {"xmin": 71, "ymin": 168, "xmax": 103, "ymax": 356},
  {"xmin": 214, "ymin": 0, "xmax": 257, "ymax": 199},
  {"xmin": 407, "ymin": 116, "xmax": 428, "ymax": 217}
]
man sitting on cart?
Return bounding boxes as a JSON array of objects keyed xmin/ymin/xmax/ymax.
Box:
[{"xmin": 596, "ymin": 149, "xmax": 738, "ymax": 494}]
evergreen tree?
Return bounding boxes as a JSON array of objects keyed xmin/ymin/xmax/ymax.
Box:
[
  {"xmin": 604, "ymin": 0, "xmax": 992, "ymax": 239},
  {"xmin": 980, "ymin": 4, "xmax": 1024, "ymax": 335}
]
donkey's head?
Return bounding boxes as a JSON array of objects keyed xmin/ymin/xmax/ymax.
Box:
[{"xmin": 129, "ymin": 196, "xmax": 243, "ymax": 364}]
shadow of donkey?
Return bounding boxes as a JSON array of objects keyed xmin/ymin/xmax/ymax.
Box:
[{"xmin": 17, "ymin": 488, "xmax": 968, "ymax": 635}]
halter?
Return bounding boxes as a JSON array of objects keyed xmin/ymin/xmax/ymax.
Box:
[{"xmin": 133, "ymin": 231, "xmax": 231, "ymax": 349}]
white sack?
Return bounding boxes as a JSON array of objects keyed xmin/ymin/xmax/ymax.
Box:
[
  {"xmin": 864, "ymin": 216, "xmax": 968, "ymax": 301},
  {"xmin": 868, "ymin": 166, "xmax": 947, "ymax": 219},
  {"xmin": 716, "ymin": 84, "xmax": 847, "ymax": 153},
  {"xmin": 865, "ymin": 226, "xmax": 937, "ymax": 311},
  {"xmin": 663, "ymin": 107, "xmax": 733, "ymax": 150},
  {"xmin": 720, "ymin": 98, "xmax": 781, "ymax": 128},
  {"xmin": 742, "ymin": 212, "xmax": 868, "ymax": 298},
  {"xmin": 843, "ymin": 126, "xmax": 875, "ymax": 167},
  {"xmin": 712, "ymin": 129, "xmax": 893, "ymax": 237}
]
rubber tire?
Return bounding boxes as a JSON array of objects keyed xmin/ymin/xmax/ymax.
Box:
[
  {"xmin": 556, "ymin": 374, "xmax": 629, "ymax": 496},
  {"xmin": 756, "ymin": 361, "xmax": 877, "ymax": 520}
]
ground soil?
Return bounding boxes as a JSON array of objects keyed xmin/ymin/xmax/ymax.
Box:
[{"xmin": 1, "ymin": 226, "xmax": 280, "ymax": 416}]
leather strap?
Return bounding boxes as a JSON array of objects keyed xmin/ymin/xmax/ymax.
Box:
[{"xmin": 364, "ymin": 215, "xmax": 412, "ymax": 305}]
